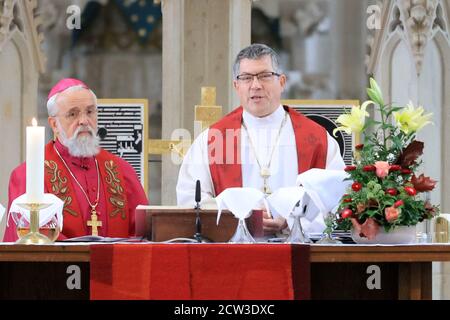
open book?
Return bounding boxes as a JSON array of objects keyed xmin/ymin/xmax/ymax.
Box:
[
  {"xmin": 136, "ymin": 205, "xmax": 191, "ymax": 210},
  {"xmin": 60, "ymin": 235, "xmax": 147, "ymax": 243},
  {"xmin": 136, "ymin": 202, "xmax": 218, "ymax": 210}
]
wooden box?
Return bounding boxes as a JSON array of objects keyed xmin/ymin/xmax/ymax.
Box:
[{"xmin": 135, "ymin": 207, "xmax": 263, "ymax": 242}]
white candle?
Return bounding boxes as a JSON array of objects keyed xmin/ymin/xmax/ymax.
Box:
[{"xmin": 26, "ymin": 118, "xmax": 45, "ymax": 203}]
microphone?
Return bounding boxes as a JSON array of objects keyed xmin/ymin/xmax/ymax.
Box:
[
  {"xmin": 194, "ymin": 180, "xmax": 202, "ymax": 242},
  {"xmin": 97, "ymin": 127, "xmax": 107, "ymax": 140},
  {"xmin": 195, "ymin": 180, "xmax": 201, "ymax": 206}
]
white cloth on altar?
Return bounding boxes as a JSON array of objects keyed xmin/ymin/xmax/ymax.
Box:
[
  {"xmin": 215, "ymin": 187, "xmax": 269, "ymax": 225},
  {"xmin": 7, "ymin": 193, "xmax": 64, "ymax": 230},
  {"xmin": 0, "ymin": 203, "xmax": 5, "ymax": 241},
  {"xmin": 266, "ymin": 169, "xmax": 350, "ymax": 233},
  {"xmin": 296, "ymin": 168, "xmax": 350, "ymax": 219},
  {"xmin": 0, "ymin": 203, "xmax": 5, "ymax": 223},
  {"xmin": 176, "ymin": 105, "xmax": 346, "ymax": 234},
  {"xmin": 266, "ymin": 186, "xmax": 306, "ymax": 220},
  {"xmin": 0, "ymin": 203, "xmax": 5, "ymax": 228}
]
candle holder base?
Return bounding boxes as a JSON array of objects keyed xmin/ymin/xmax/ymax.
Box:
[
  {"xmin": 15, "ymin": 232, "xmax": 52, "ymax": 245},
  {"xmin": 14, "ymin": 203, "xmax": 53, "ymax": 245}
]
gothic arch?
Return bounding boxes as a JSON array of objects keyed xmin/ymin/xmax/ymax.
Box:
[
  {"xmin": 432, "ymin": 29, "xmax": 450, "ymax": 211},
  {"xmin": 378, "ymin": 30, "xmax": 403, "ymax": 104},
  {"xmin": 368, "ymin": 0, "xmax": 450, "ymax": 212},
  {"xmin": 0, "ymin": 0, "xmax": 46, "ymax": 207}
]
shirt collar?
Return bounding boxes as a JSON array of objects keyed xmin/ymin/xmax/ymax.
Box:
[
  {"xmin": 242, "ymin": 105, "xmax": 285, "ymax": 129},
  {"xmin": 54, "ymin": 139, "xmax": 95, "ymax": 170}
]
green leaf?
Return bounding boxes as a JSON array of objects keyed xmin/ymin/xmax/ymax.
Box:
[
  {"xmin": 365, "ymin": 118, "xmax": 381, "ymax": 127},
  {"xmin": 386, "ymin": 106, "xmax": 403, "ymax": 117},
  {"xmin": 381, "ymin": 123, "xmax": 395, "ymax": 130}
]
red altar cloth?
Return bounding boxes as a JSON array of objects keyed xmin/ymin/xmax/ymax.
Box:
[{"xmin": 90, "ymin": 243, "xmax": 310, "ymax": 300}]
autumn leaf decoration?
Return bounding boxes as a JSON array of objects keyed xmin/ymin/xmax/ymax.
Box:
[
  {"xmin": 396, "ymin": 140, "xmax": 424, "ymax": 167},
  {"xmin": 411, "ymin": 174, "xmax": 437, "ymax": 192}
]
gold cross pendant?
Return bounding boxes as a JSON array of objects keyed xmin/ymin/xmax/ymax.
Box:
[
  {"xmin": 263, "ymin": 180, "xmax": 272, "ymax": 195},
  {"xmin": 260, "ymin": 167, "xmax": 271, "ymax": 179},
  {"xmin": 260, "ymin": 167, "xmax": 271, "ymax": 195},
  {"xmin": 87, "ymin": 208, "xmax": 102, "ymax": 236}
]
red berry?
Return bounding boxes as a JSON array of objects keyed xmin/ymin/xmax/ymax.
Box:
[
  {"xmin": 352, "ymin": 182, "xmax": 362, "ymax": 192},
  {"xmin": 385, "ymin": 188, "xmax": 398, "ymax": 196},
  {"xmin": 404, "ymin": 186, "xmax": 417, "ymax": 196},
  {"xmin": 389, "ymin": 165, "xmax": 401, "ymax": 171},
  {"xmin": 341, "ymin": 208, "xmax": 353, "ymax": 219},
  {"xmin": 401, "ymin": 168, "xmax": 412, "ymax": 175},
  {"xmin": 345, "ymin": 165, "xmax": 357, "ymax": 171},
  {"xmin": 363, "ymin": 165, "xmax": 376, "ymax": 172},
  {"xmin": 394, "ymin": 200, "xmax": 404, "ymax": 208}
]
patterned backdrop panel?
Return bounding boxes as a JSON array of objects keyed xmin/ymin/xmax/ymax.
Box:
[
  {"xmin": 97, "ymin": 99, "xmax": 148, "ymax": 192},
  {"xmin": 282, "ymin": 100, "xmax": 360, "ymax": 165}
]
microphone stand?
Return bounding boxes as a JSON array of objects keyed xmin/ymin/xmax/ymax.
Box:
[
  {"xmin": 193, "ymin": 180, "xmax": 211, "ymax": 243},
  {"xmin": 194, "ymin": 200, "xmax": 203, "ymax": 243},
  {"xmin": 193, "ymin": 201, "xmax": 212, "ymax": 243}
]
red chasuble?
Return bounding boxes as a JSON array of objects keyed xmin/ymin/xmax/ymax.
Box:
[
  {"xmin": 3, "ymin": 141, "xmax": 148, "ymax": 242},
  {"xmin": 208, "ymin": 106, "xmax": 327, "ymax": 196},
  {"xmin": 44, "ymin": 142, "xmax": 130, "ymax": 238}
]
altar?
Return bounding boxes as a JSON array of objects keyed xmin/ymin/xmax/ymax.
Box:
[{"xmin": 1, "ymin": 243, "xmax": 449, "ymax": 300}]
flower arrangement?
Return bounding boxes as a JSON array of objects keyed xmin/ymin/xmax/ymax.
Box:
[{"xmin": 332, "ymin": 78, "xmax": 439, "ymax": 240}]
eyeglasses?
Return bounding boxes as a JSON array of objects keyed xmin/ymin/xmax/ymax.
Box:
[
  {"xmin": 236, "ymin": 71, "xmax": 281, "ymax": 84},
  {"xmin": 57, "ymin": 107, "xmax": 97, "ymax": 122}
]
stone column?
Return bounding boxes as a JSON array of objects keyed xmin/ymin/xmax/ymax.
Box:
[
  {"xmin": 329, "ymin": 0, "xmax": 367, "ymax": 100},
  {"xmin": 0, "ymin": 0, "xmax": 45, "ymax": 240},
  {"xmin": 160, "ymin": 0, "xmax": 251, "ymax": 204},
  {"xmin": 0, "ymin": 0, "xmax": 45, "ymax": 205}
]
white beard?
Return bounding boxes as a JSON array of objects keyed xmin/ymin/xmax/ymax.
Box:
[{"xmin": 58, "ymin": 123, "xmax": 100, "ymax": 157}]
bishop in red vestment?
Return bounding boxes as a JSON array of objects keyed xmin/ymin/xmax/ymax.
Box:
[{"xmin": 3, "ymin": 78, "xmax": 148, "ymax": 242}]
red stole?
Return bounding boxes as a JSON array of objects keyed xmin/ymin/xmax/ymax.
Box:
[
  {"xmin": 208, "ymin": 106, "xmax": 327, "ymax": 196},
  {"xmin": 44, "ymin": 142, "xmax": 130, "ymax": 238}
]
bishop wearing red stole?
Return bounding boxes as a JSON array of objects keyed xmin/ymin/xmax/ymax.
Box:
[
  {"xmin": 176, "ymin": 44, "xmax": 345, "ymax": 235},
  {"xmin": 3, "ymin": 78, "xmax": 148, "ymax": 241}
]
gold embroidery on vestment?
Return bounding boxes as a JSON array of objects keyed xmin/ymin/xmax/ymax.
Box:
[
  {"xmin": 45, "ymin": 160, "xmax": 78, "ymax": 217},
  {"xmin": 104, "ymin": 160, "xmax": 126, "ymax": 219}
]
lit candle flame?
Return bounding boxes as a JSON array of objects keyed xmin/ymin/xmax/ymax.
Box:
[{"xmin": 31, "ymin": 118, "xmax": 37, "ymax": 126}]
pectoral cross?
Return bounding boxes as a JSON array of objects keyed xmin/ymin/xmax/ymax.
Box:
[
  {"xmin": 87, "ymin": 206, "xmax": 102, "ymax": 236},
  {"xmin": 260, "ymin": 167, "xmax": 271, "ymax": 195}
]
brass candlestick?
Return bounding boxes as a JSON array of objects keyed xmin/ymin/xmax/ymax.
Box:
[{"xmin": 15, "ymin": 203, "xmax": 52, "ymax": 245}]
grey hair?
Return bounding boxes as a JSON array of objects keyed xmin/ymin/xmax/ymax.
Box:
[
  {"xmin": 47, "ymin": 85, "xmax": 98, "ymax": 117},
  {"xmin": 232, "ymin": 43, "xmax": 282, "ymax": 79}
]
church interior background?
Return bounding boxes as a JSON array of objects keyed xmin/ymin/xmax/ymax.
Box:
[{"xmin": 1, "ymin": 0, "xmax": 450, "ymax": 299}]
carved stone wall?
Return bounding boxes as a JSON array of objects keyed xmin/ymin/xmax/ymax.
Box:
[
  {"xmin": 0, "ymin": 0, "xmax": 46, "ymax": 237},
  {"xmin": 367, "ymin": 0, "xmax": 450, "ymax": 299},
  {"xmin": 273, "ymin": 0, "xmax": 367, "ymax": 101},
  {"xmin": 367, "ymin": 0, "xmax": 449, "ymax": 207},
  {"xmin": 32, "ymin": 0, "xmax": 164, "ymax": 204},
  {"xmin": 161, "ymin": 0, "xmax": 251, "ymax": 204}
]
